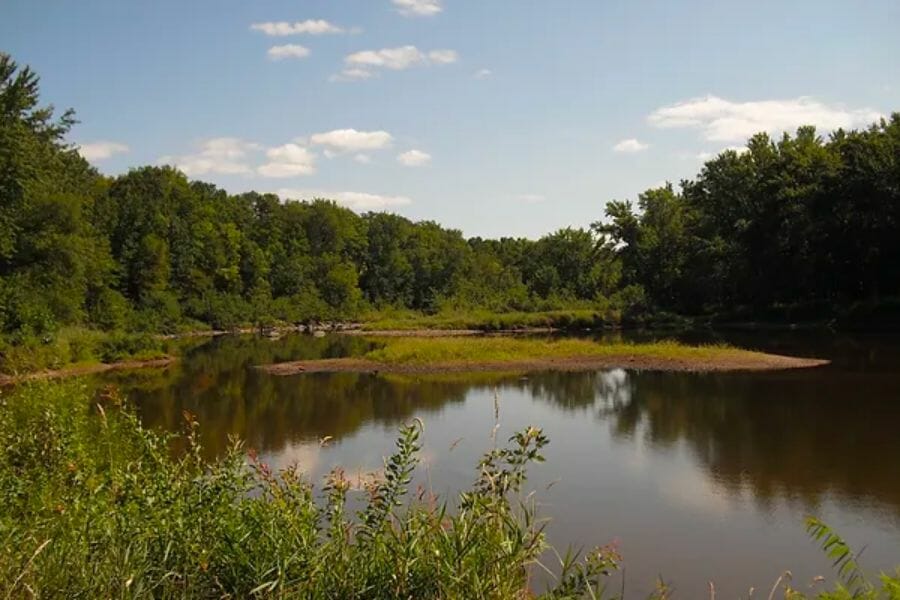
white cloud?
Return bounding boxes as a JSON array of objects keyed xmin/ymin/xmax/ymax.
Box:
[
  {"xmin": 159, "ymin": 138, "xmax": 260, "ymax": 176},
  {"xmin": 336, "ymin": 46, "xmax": 457, "ymax": 80},
  {"xmin": 427, "ymin": 49, "xmax": 458, "ymax": 65},
  {"xmin": 392, "ymin": 0, "xmax": 443, "ymax": 17},
  {"xmin": 354, "ymin": 154, "xmax": 372, "ymax": 164},
  {"xmin": 648, "ymin": 95, "xmax": 883, "ymax": 142},
  {"xmin": 276, "ymin": 188, "xmax": 412, "ymax": 210},
  {"xmin": 346, "ymin": 46, "xmax": 427, "ymax": 70},
  {"xmin": 251, "ymin": 20, "xmax": 344, "ymax": 36},
  {"xmin": 78, "ymin": 141, "xmax": 129, "ymax": 161},
  {"xmin": 397, "ymin": 149, "xmax": 431, "ymax": 167},
  {"xmin": 257, "ymin": 144, "xmax": 317, "ymax": 178},
  {"xmin": 310, "ymin": 129, "xmax": 393, "ymax": 153},
  {"xmin": 515, "ymin": 194, "xmax": 545, "ymax": 204},
  {"xmin": 613, "ymin": 138, "xmax": 649, "ymax": 153},
  {"xmin": 267, "ymin": 44, "xmax": 310, "ymax": 61},
  {"xmin": 474, "ymin": 68, "xmax": 493, "ymax": 80}
]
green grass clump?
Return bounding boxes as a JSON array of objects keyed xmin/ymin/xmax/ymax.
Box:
[
  {"xmin": 363, "ymin": 337, "xmax": 750, "ymax": 366},
  {"xmin": 0, "ymin": 327, "xmax": 172, "ymax": 376},
  {"xmin": 0, "ymin": 382, "xmax": 622, "ymax": 599},
  {"xmin": 0, "ymin": 383, "xmax": 897, "ymax": 598}
]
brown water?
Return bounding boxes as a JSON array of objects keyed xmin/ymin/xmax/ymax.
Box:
[{"xmin": 101, "ymin": 332, "xmax": 900, "ymax": 597}]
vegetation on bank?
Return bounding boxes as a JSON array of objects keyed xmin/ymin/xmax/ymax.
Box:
[
  {"xmin": 260, "ymin": 337, "xmax": 828, "ymax": 374},
  {"xmin": 0, "ymin": 326, "xmax": 173, "ymax": 376},
  {"xmin": 360, "ymin": 307, "xmax": 691, "ymax": 332},
  {"xmin": 364, "ymin": 337, "xmax": 741, "ymax": 365},
  {"xmin": 0, "ymin": 382, "xmax": 618, "ymax": 598},
  {"xmin": 0, "ymin": 382, "xmax": 897, "ymax": 598},
  {"xmin": 3, "ymin": 52, "xmax": 900, "ymax": 361}
]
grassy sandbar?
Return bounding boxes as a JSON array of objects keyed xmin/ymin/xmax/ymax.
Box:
[{"xmin": 260, "ymin": 336, "xmax": 829, "ymax": 375}]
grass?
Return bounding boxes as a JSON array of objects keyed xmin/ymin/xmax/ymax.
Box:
[
  {"xmin": 0, "ymin": 382, "xmax": 897, "ymax": 598},
  {"xmin": 0, "ymin": 327, "xmax": 173, "ymax": 376},
  {"xmin": 363, "ymin": 336, "xmax": 763, "ymax": 366},
  {"xmin": 0, "ymin": 382, "xmax": 620, "ymax": 599}
]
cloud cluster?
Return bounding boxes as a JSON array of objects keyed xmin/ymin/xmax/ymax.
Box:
[
  {"xmin": 157, "ymin": 137, "xmax": 417, "ymax": 209},
  {"xmin": 649, "ymin": 95, "xmax": 882, "ymax": 142},
  {"xmin": 276, "ymin": 188, "xmax": 412, "ymax": 210},
  {"xmin": 613, "ymin": 139, "xmax": 649, "ymax": 153},
  {"xmin": 158, "ymin": 127, "xmax": 426, "ymax": 178},
  {"xmin": 257, "ymin": 144, "xmax": 316, "ymax": 177},
  {"xmin": 310, "ymin": 129, "xmax": 394, "ymax": 155},
  {"xmin": 335, "ymin": 46, "xmax": 458, "ymax": 80},
  {"xmin": 159, "ymin": 138, "xmax": 260, "ymax": 176},
  {"xmin": 392, "ymin": 0, "xmax": 443, "ymax": 17},
  {"xmin": 77, "ymin": 141, "xmax": 129, "ymax": 161},
  {"xmin": 251, "ymin": 20, "xmax": 345, "ymax": 36}
]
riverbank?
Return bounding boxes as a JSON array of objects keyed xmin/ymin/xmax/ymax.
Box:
[
  {"xmin": 258, "ymin": 337, "xmax": 829, "ymax": 375},
  {"xmin": 0, "ymin": 356, "xmax": 176, "ymax": 386}
]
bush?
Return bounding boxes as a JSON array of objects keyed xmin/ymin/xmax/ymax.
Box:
[
  {"xmin": 0, "ymin": 328, "xmax": 168, "ymax": 376},
  {"xmin": 1, "ymin": 384, "xmax": 898, "ymax": 598},
  {"xmin": 88, "ymin": 287, "xmax": 131, "ymax": 331},
  {"xmin": 0, "ymin": 383, "xmax": 623, "ymax": 599},
  {"xmin": 95, "ymin": 332, "xmax": 167, "ymax": 362}
]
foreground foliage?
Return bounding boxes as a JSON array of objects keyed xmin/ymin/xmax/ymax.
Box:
[
  {"xmin": 0, "ymin": 326, "xmax": 172, "ymax": 376},
  {"xmin": 1, "ymin": 383, "xmax": 898, "ymax": 598},
  {"xmin": 0, "ymin": 383, "xmax": 625, "ymax": 599}
]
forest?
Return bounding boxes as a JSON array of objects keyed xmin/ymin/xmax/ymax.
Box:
[{"xmin": 2, "ymin": 52, "xmax": 900, "ymax": 351}]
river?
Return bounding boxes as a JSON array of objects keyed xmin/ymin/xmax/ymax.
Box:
[{"xmin": 99, "ymin": 331, "xmax": 900, "ymax": 597}]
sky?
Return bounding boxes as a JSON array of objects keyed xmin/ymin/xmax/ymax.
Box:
[{"xmin": 3, "ymin": 0, "xmax": 899, "ymax": 239}]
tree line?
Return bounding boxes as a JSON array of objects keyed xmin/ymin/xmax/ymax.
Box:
[{"xmin": 2, "ymin": 53, "xmax": 899, "ymax": 341}]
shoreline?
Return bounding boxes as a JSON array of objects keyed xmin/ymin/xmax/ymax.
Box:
[
  {"xmin": 257, "ymin": 352, "xmax": 830, "ymax": 376},
  {"xmin": 0, "ymin": 357, "xmax": 176, "ymax": 386}
]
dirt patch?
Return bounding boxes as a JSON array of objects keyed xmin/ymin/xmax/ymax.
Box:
[
  {"xmin": 0, "ymin": 357, "xmax": 176, "ymax": 386},
  {"xmin": 257, "ymin": 353, "xmax": 829, "ymax": 376}
]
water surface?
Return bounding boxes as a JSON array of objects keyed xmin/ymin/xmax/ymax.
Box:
[{"xmin": 101, "ymin": 332, "xmax": 900, "ymax": 597}]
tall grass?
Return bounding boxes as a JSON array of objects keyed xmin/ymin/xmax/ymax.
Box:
[
  {"xmin": 363, "ymin": 336, "xmax": 748, "ymax": 365},
  {"xmin": 0, "ymin": 383, "xmax": 620, "ymax": 598},
  {"xmin": 0, "ymin": 326, "xmax": 172, "ymax": 375},
  {"xmin": 1, "ymin": 383, "xmax": 897, "ymax": 598}
]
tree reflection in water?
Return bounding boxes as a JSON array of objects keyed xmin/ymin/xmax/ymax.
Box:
[{"xmin": 98, "ymin": 333, "xmax": 900, "ymax": 518}]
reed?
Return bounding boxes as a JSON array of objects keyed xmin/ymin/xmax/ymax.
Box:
[{"xmin": 0, "ymin": 382, "xmax": 895, "ymax": 598}]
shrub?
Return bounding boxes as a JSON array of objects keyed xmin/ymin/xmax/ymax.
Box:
[
  {"xmin": 0, "ymin": 383, "xmax": 622, "ymax": 599},
  {"xmin": 88, "ymin": 288, "xmax": 131, "ymax": 331},
  {"xmin": 1, "ymin": 383, "xmax": 897, "ymax": 598}
]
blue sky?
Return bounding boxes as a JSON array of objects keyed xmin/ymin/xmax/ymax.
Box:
[{"xmin": 4, "ymin": 0, "xmax": 899, "ymax": 238}]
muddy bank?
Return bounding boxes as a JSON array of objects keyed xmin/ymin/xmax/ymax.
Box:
[
  {"xmin": 0, "ymin": 357, "xmax": 176, "ymax": 386},
  {"xmin": 257, "ymin": 353, "xmax": 829, "ymax": 376}
]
